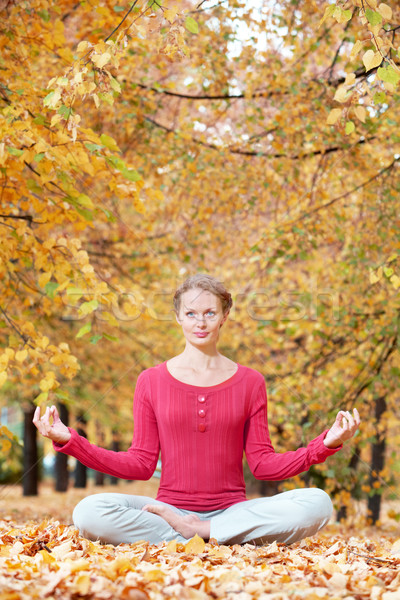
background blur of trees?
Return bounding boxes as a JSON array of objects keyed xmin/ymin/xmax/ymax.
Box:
[{"xmin": 1, "ymin": 0, "xmax": 400, "ymax": 524}]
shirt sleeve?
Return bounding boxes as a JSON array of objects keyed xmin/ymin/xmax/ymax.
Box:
[
  {"xmin": 244, "ymin": 381, "xmax": 341, "ymax": 480},
  {"xmin": 52, "ymin": 371, "xmax": 160, "ymax": 480}
]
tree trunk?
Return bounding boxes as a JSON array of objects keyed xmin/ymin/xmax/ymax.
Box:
[
  {"xmin": 95, "ymin": 470, "xmax": 105, "ymax": 486},
  {"xmin": 23, "ymin": 404, "xmax": 38, "ymax": 496},
  {"xmin": 74, "ymin": 413, "xmax": 87, "ymax": 489},
  {"xmin": 94, "ymin": 421, "xmax": 105, "ymax": 486},
  {"xmin": 109, "ymin": 433, "xmax": 120, "ymax": 485},
  {"xmin": 367, "ymin": 396, "xmax": 387, "ymax": 524},
  {"xmin": 55, "ymin": 403, "xmax": 69, "ymax": 492},
  {"xmin": 336, "ymin": 445, "xmax": 361, "ymax": 521}
]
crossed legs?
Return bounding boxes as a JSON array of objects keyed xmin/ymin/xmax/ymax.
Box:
[{"xmin": 72, "ymin": 488, "xmax": 333, "ymax": 546}]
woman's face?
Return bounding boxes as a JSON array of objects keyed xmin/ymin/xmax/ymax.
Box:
[{"xmin": 176, "ymin": 288, "xmax": 228, "ymax": 347}]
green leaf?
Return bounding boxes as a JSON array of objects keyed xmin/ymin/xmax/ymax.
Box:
[
  {"xmin": 44, "ymin": 281, "xmax": 59, "ymax": 299},
  {"xmin": 185, "ymin": 16, "xmax": 199, "ymax": 34},
  {"xmin": 43, "ymin": 91, "xmax": 55, "ymax": 107},
  {"xmin": 77, "ymin": 193, "xmax": 94, "ymax": 209},
  {"xmin": 76, "ymin": 322, "xmax": 92, "ymax": 338},
  {"xmin": 113, "ymin": 5, "xmax": 125, "ymax": 11},
  {"xmin": 383, "ymin": 266, "xmax": 394, "ymax": 277},
  {"xmin": 34, "ymin": 152, "xmax": 45, "ymax": 162},
  {"xmin": 79, "ymin": 299, "xmax": 98, "ymax": 316},
  {"xmin": 377, "ymin": 66, "xmax": 400, "ymax": 86},
  {"xmin": 75, "ymin": 206, "xmax": 93, "ymax": 221},
  {"xmin": 26, "ymin": 178, "xmax": 42, "ymax": 193},
  {"xmin": 58, "ymin": 104, "xmax": 73, "ymax": 119},
  {"xmin": 373, "ymin": 91, "xmax": 387, "ymax": 104},
  {"xmin": 7, "ymin": 146, "xmax": 23, "ymax": 157},
  {"xmin": 38, "ymin": 9, "xmax": 50, "ymax": 21},
  {"xmin": 110, "ymin": 77, "xmax": 121, "ymax": 93},
  {"xmin": 318, "ymin": 4, "xmax": 335, "ymax": 27},
  {"xmin": 90, "ymin": 335, "xmax": 103, "ymax": 344},
  {"xmin": 34, "ymin": 115, "xmax": 46, "ymax": 125},
  {"xmin": 106, "ymin": 155, "xmax": 125, "ymax": 170},
  {"xmin": 106, "ymin": 155, "xmax": 141, "ymax": 181},
  {"xmin": 34, "ymin": 392, "xmax": 49, "ymax": 405},
  {"xmin": 85, "ymin": 142, "xmax": 104, "ymax": 152},
  {"xmin": 103, "ymin": 333, "xmax": 119, "ymax": 342},
  {"xmin": 345, "ymin": 121, "xmax": 355, "ymax": 134},
  {"xmin": 365, "ymin": 9, "xmax": 382, "ymax": 26},
  {"xmin": 65, "ymin": 196, "xmax": 93, "ymax": 220},
  {"xmin": 66, "ymin": 287, "xmax": 84, "ymax": 296},
  {"xmin": 100, "ymin": 133, "xmax": 120, "ymax": 151},
  {"xmin": 342, "ymin": 9, "xmax": 352, "ymax": 21},
  {"xmin": 122, "ymin": 168, "xmax": 142, "ymax": 182}
]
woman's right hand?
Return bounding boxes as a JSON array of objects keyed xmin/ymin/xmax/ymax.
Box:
[{"xmin": 33, "ymin": 405, "xmax": 71, "ymax": 445}]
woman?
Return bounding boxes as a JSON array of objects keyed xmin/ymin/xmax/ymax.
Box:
[{"xmin": 33, "ymin": 274, "xmax": 360, "ymax": 546}]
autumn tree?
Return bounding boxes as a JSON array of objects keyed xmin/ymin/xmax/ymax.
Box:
[{"xmin": 1, "ymin": 0, "xmax": 399, "ymax": 520}]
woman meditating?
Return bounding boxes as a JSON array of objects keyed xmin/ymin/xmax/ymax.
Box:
[{"xmin": 33, "ymin": 274, "xmax": 360, "ymax": 546}]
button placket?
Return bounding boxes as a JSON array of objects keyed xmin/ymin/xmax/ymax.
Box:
[{"xmin": 197, "ymin": 394, "xmax": 207, "ymax": 432}]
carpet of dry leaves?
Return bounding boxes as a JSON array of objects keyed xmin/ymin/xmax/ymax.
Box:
[{"xmin": 1, "ymin": 480, "xmax": 400, "ymax": 600}]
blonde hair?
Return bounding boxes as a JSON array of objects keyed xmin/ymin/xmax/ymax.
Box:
[{"xmin": 173, "ymin": 274, "xmax": 232, "ymax": 315}]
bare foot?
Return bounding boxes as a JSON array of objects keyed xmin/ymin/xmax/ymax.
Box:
[{"xmin": 143, "ymin": 504, "xmax": 210, "ymax": 540}]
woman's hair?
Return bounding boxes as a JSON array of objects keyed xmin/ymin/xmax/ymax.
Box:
[{"xmin": 173, "ymin": 274, "xmax": 233, "ymax": 315}]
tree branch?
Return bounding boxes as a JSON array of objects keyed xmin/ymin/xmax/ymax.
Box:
[
  {"xmin": 104, "ymin": 0, "xmax": 141, "ymax": 42},
  {"xmin": 0, "ymin": 305, "xmax": 34, "ymax": 348},
  {"xmin": 144, "ymin": 115, "xmax": 373, "ymax": 159},
  {"xmin": 292, "ymin": 156, "xmax": 400, "ymax": 223}
]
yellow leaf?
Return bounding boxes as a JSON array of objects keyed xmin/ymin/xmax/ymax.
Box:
[
  {"xmin": 47, "ymin": 89, "xmax": 62, "ymax": 109},
  {"xmin": 377, "ymin": 3, "xmax": 392, "ymax": 20},
  {"xmin": 36, "ymin": 549, "xmax": 57, "ymax": 565},
  {"xmin": 327, "ymin": 108, "xmax": 342, "ymax": 125},
  {"xmin": 354, "ymin": 105, "xmax": 367, "ymax": 123},
  {"xmin": 165, "ymin": 539, "xmax": 177, "ymax": 553},
  {"xmin": 50, "ymin": 114, "xmax": 63, "ymax": 127},
  {"xmin": 0, "ymin": 439, "xmax": 11, "ymax": 453},
  {"xmin": 370, "ymin": 267, "xmax": 382, "ymax": 284},
  {"xmin": 351, "ymin": 40, "xmax": 363, "ymax": 57},
  {"xmin": 362, "ymin": 49, "xmax": 383, "ymax": 71},
  {"xmin": 15, "ymin": 349, "xmax": 28, "ymax": 363},
  {"xmin": 184, "ymin": 534, "xmax": 206, "ymax": 554},
  {"xmin": 92, "ymin": 52, "xmax": 111, "ymax": 69},
  {"xmin": 391, "ymin": 538, "xmax": 400, "ymax": 553},
  {"xmin": 334, "ymin": 86, "xmax": 350, "ymax": 103},
  {"xmin": 144, "ymin": 569, "xmax": 165, "ymax": 582},
  {"xmin": 344, "ymin": 73, "xmax": 356, "ymax": 86},
  {"xmin": 164, "ymin": 7, "xmax": 179, "ymax": 22},
  {"xmin": 390, "ymin": 275, "xmax": 400, "ymax": 289},
  {"xmin": 102, "ymin": 311, "xmax": 120, "ymax": 327},
  {"xmin": 77, "ymin": 41, "xmax": 91, "ymax": 54},
  {"xmin": 38, "ymin": 272, "xmax": 53, "ymax": 288},
  {"xmin": 73, "ymin": 573, "xmax": 91, "ymax": 595}
]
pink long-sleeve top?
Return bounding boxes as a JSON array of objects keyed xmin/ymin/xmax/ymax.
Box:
[{"xmin": 54, "ymin": 362, "xmax": 341, "ymax": 510}]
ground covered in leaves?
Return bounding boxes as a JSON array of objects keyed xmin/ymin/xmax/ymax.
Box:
[{"xmin": 1, "ymin": 482, "xmax": 400, "ymax": 600}]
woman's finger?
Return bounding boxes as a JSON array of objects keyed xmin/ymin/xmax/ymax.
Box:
[
  {"xmin": 345, "ymin": 411, "xmax": 355, "ymax": 429},
  {"xmin": 32, "ymin": 406, "xmax": 41, "ymax": 425},
  {"xmin": 50, "ymin": 405, "xmax": 60, "ymax": 423}
]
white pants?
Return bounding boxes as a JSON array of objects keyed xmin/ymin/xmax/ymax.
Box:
[{"xmin": 72, "ymin": 488, "xmax": 333, "ymax": 546}]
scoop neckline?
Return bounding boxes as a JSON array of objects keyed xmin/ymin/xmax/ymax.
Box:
[{"xmin": 163, "ymin": 360, "xmax": 242, "ymax": 390}]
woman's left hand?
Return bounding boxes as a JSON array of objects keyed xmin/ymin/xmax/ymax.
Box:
[{"xmin": 323, "ymin": 408, "xmax": 360, "ymax": 449}]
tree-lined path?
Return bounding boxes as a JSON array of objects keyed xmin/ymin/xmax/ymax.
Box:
[{"xmin": 1, "ymin": 0, "xmax": 400, "ymax": 596}]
